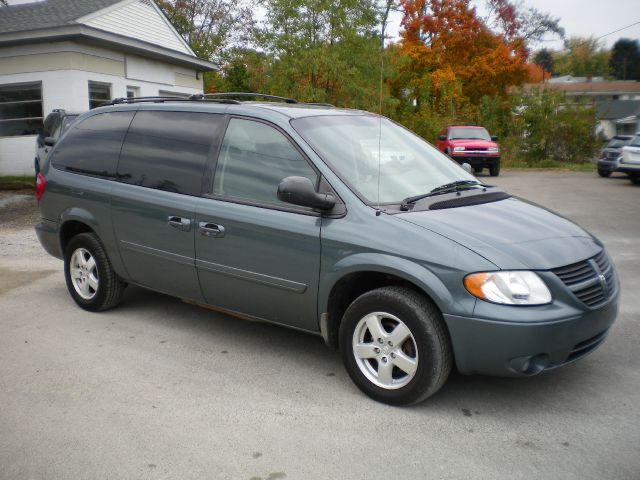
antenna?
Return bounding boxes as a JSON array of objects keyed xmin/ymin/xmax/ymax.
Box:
[{"xmin": 376, "ymin": 29, "xmax": 384, "ymax": 216}]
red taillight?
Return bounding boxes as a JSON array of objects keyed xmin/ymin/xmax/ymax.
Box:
[{"xmin": 36, "ymin": 172, "xmax": 46, "ymax": 202}]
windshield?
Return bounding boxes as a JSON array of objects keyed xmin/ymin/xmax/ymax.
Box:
[
  {"xmin": 606, "ymin": 137, "xmax": 632, "ymax": 148},
  {"xmin": 449, "ymin": 127, "xmax": 491, "ymax": 141},
  {"xmin": 292, "ymin": 115, "xmax": 476, "ymax": 204}
]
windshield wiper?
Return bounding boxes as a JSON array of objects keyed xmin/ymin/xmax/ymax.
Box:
[{"xmin": 400, "ymin": 180, "xmax": 484, "ymax": 210}]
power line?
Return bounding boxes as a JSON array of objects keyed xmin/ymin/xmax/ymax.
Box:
[
  {"xmin": 595, "ymin": 20, "xmax": 640, "ymax": 40},
  {"xmin": 534, "ymin": 19, "xmax": 640, "ymax": 44}
]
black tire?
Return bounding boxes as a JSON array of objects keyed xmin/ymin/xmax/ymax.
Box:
[
  {"xmin": 489, "ymin": 163, "xmax": 500, "ymax": 177},
  {"xmin": 630, "ymin": 174, "xmax": 640, "ymax": 185},
  {"xmin": 474, "ymin": 166, "xmax": 483, "ymax": 174},
  {"xmin": 444, "ymin": 147, "xmax": 452, "ymax": 158},
  {"xmin": 64, "ymin": 232, "xmax": 125, "ymax": 311},
  {"xmin": 339, "ymin": 286, "xmax": 452, "ymax": 406},
  {"xmin": 598, "ymin": 168, "xmax": 612, "ymax": 178}
]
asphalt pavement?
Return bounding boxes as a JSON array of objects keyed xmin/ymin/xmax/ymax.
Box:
[{"xmin": 0, "ymin": 171, "xmax": 638, "ymax": 480}]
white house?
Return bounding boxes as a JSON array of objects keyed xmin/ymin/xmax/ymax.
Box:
[{"xmin": 0, "ymin": 0, "xmax": 216, "ymax": 175}]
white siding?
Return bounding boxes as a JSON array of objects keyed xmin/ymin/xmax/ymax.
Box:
[
  {"xmin": 79, "ymin": 0, "xmax": 192, "ymax": 55},
  {"xmin": 0, "ymin": 50, "xmax": 202, "ymax": 175}
]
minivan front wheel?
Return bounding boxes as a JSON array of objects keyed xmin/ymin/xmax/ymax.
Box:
[
  {"xmin": 64, "ymin": 233, "xmax": 125, "ymax": 311},
  {"xmin": 340, "ymin": 287, "xmax": 452, "ymax": 406}
]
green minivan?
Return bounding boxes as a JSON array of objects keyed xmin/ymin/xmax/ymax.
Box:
[{"xmin": 36, "ymin": 94, "xmax": 619, "ymax": 405}]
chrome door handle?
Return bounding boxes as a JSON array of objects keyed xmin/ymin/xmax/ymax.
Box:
[
  {"xmin": 167, "ymin": 216, "xmax": 192, "ymax": 232},
  {"xmin": 199, "ymin": 222, "xmax": 225, "ymax": 238}
]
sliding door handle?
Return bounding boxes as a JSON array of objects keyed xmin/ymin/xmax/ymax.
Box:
[
  {"xmin": 167, "ymin": 216, "xmax": 192, "ymax": 232},
  {"xmin": 199, "ymin": 222, "xmax": 225, "ymax": 238}
]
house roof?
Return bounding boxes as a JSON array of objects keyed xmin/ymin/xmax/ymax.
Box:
[
  {"xmin": 0, "ymin": 0, "xmax": 216, "ymax": 71},
  {"xmin": 597, "ymin": 100, "xmax": 640, "ymax": 120},
  {"xmin": 524, "ymin": 80, "xmax": 640, "ymax": 95},
  {"xmin": 0, "ymin": 0, "xmax": 121, "ymax": 33}
]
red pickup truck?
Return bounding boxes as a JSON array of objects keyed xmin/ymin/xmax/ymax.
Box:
[{"xmin": 436, "ymin": 125, "xmax": 501, "ymax": 176}]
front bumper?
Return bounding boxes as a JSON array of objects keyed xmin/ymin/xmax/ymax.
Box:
[
  {"xmin": 443, "ymin": 293, "xmax": 618, "ymax": 377},
  {"xmin": 451, "ymin": 155, "xmax": 500, "ymax": 167},
  {"xmin": 597, "ymin": 158, "xmax": 619, "ymax": 172},
  {"xmin": 617, "ymin": 161, "xmax": 640, "ymax": 175}
]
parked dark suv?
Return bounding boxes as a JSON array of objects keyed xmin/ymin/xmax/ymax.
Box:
[
  {"xmin": 35, "ymin": 109, "xmax": 81, "ymax": 178},
  {"xmin": 35, "ymin": 94, "xmax": 619, "ymax": 405},
  {"xmin": 597, "ymin": 135, "xmax": 633, "ymax": 177}
]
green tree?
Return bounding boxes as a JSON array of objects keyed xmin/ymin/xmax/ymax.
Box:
[
  {"xmin": 154, "ymin": 0, "xmax": 254, "ymax": 63},
  {"xmin": 533, "ymin": 48, "xmax": 554, "ymax": 75},
  {"xmin": 553, "ymin": 37, "xmax": 610, "ymax": 77},
  {"xmin": 609, "ymin": 38, "xmax": 640, "ymax": 81},
  {"xmin": 257, "ymin": 0, "xmax": 383, "ymax": 108},
  {"xmin": 515, "ymin": 88, "xmax": 598, "ymax": 163}
]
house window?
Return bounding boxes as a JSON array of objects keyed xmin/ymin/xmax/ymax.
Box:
[
  {"xmin": 126, "ymin": 86, "xmax": 140, "ymax": 99},
  {"xmin": 0, "ymin": 81, "xmax": 43, "ymax": 137},
  {"xmin": 88, "ymin": 81, "xmax": 112, "ymax": 109}
]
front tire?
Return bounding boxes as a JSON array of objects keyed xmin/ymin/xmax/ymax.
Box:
[
  {"xmin": 629, "ymin": 174, "xmax": 640, "ymax": 185},
  {"xmin": 339, "ymin": 286, "xmax": 452, "ymax": 406},
  {"xmin": 64, "ymin": 232, "xmax": 125, "ymax": 311},
  {"xmin": 598, "ymin": 168, "xmax": 612, "ymax": 178},
  {"xmin": 489, "ymin": 163, "xmax": 500, "ymax": 177}
]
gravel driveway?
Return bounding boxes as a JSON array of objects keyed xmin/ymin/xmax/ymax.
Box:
[{"xmin": 0, "ymin": 171, "xmax": 638, "ymax": 480}]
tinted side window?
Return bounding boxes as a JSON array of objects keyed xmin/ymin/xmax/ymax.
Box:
[
  {"xmin": 51, "ymin": 111, "xmax": 134, "ymax": 177},
  {"xmin": 213, "ymin": 119, "xmax": 318, "ymax": 208},
  {"xmin": 118, "ymin": 111, "xmax": 222, "ymax": 196}
]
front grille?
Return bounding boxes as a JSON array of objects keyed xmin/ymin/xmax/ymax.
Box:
[
  {"xmin": 552, "ymin": 250, "xmax": 616, "ymax": 307},
  {"xmin": 607, "ymin": 151, "xmax": 619, "ymax": 159}
]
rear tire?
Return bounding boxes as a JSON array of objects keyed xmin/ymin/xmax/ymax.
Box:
[
  {"xmin": 64, "ymin": 232, "xmax": 125, "ymax": 311},
  {"xmin": 598, "ymin": 168, "xmax": 612, "ymax": 178},
  {"xmin": 339, "ymin": 286, "xmax": 452, "ymax": 406},
  {"xmin": 489, "ymin": 163, "xmax": 500, "ymax": 177}
]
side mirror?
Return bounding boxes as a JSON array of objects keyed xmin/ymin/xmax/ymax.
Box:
[
  {"xmin": 44, "ymin": 137, "xmax": 56, "ymax": 147},
  {"xmin": 438, "ymin": 134, "xmax": 446, "ymax": 141},
  {"xmin": 491, "ymin": 135, "xmax": 498, "ymax": 141},
  {"xmin": 278, "ymin": 176, "xmax": 336, "ymax": 211}
]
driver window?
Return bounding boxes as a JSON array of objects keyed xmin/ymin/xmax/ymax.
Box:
[{"xmin": 213, "ymin": 119, "xmax": 318, "ymax": 208}]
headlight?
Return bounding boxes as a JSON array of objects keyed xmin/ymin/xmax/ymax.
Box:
[
  {"xmin": 464, "ymin": 271, "xmax": 552, "ymax": 305},
  {"xmin": 488, "ymin": 147, "xmax": 499, "ymax": 153},
  {"xmin": 453, "ymin": 146, "xmax": 465, "ymax": 152}
]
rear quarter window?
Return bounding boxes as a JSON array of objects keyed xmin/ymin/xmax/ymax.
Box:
[
  {"xmin": 51, "ymin": 111, "xmax": 134, "ymax": 177},
  {"xmin": 117, "ymin": 110, "xmax": 224, "ymax": 196}
]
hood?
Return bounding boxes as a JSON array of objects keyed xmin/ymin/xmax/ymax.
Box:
[
  {"xmin": 397, "ymin": 197, "xmax": 601, "ymax": 270},
  {"xmin": 449, "ymin": 139, "xmax": 498, "ymax": 149}
]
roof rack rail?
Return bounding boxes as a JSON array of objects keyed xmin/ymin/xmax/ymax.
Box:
[
  {"xmin": 103, "ymin": 96, "xmax": 240, "ymax": 106},
  {"xmin": 305, "ymin": 102, "xmax": 335, "ymax": 107},
  {"xmin": 194, "ymin": 92, "xmax": 298, "ymax": 104}
]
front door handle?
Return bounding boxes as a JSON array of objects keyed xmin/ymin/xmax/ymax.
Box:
[
  {"xmin": 168, "ymin": 216, "xmax": 192, "ymax": 232},
  {"xmin": 199, "ymin": 222, "xmax": 225, "ymax": 238}
]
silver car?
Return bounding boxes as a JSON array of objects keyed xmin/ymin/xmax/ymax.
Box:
[{"xmin": 619, "ymin": 133, "xmax": 640, "ymax": 185}]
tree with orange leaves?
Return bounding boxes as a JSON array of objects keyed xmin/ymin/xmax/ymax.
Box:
[{"xmin": 396, "ymin": 0, "xmax": 529, "ymax": 108}]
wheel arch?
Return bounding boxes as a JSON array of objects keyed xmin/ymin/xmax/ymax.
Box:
[
  {"xmin": 57, "ymin": 208, "xmax": 129, "ymax": 281},
  {"xmin": 319, "ymin": 254, "xmax": 454, "ymax": 349}
]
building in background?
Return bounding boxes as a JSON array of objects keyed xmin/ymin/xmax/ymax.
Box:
[
  {"xmin": 0, "ymin": 0, "xmax": 215, "ymax": 175},
  {"xmin": 596, "ymin": 100, "xmax": 640, "ymax": 138}
]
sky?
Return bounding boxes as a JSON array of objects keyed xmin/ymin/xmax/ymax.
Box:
[{"xmin": 5, "ymin": 0, "xmax": 640, "ymax": 52}]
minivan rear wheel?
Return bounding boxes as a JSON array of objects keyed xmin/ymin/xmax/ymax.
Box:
[
  {"xmin": 339, "ymin": 286, "xmax": 452, "ymax": 406},
  {"xmin": 64, "ymin": 233, "xmax": 125, "ymax": 311}
]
